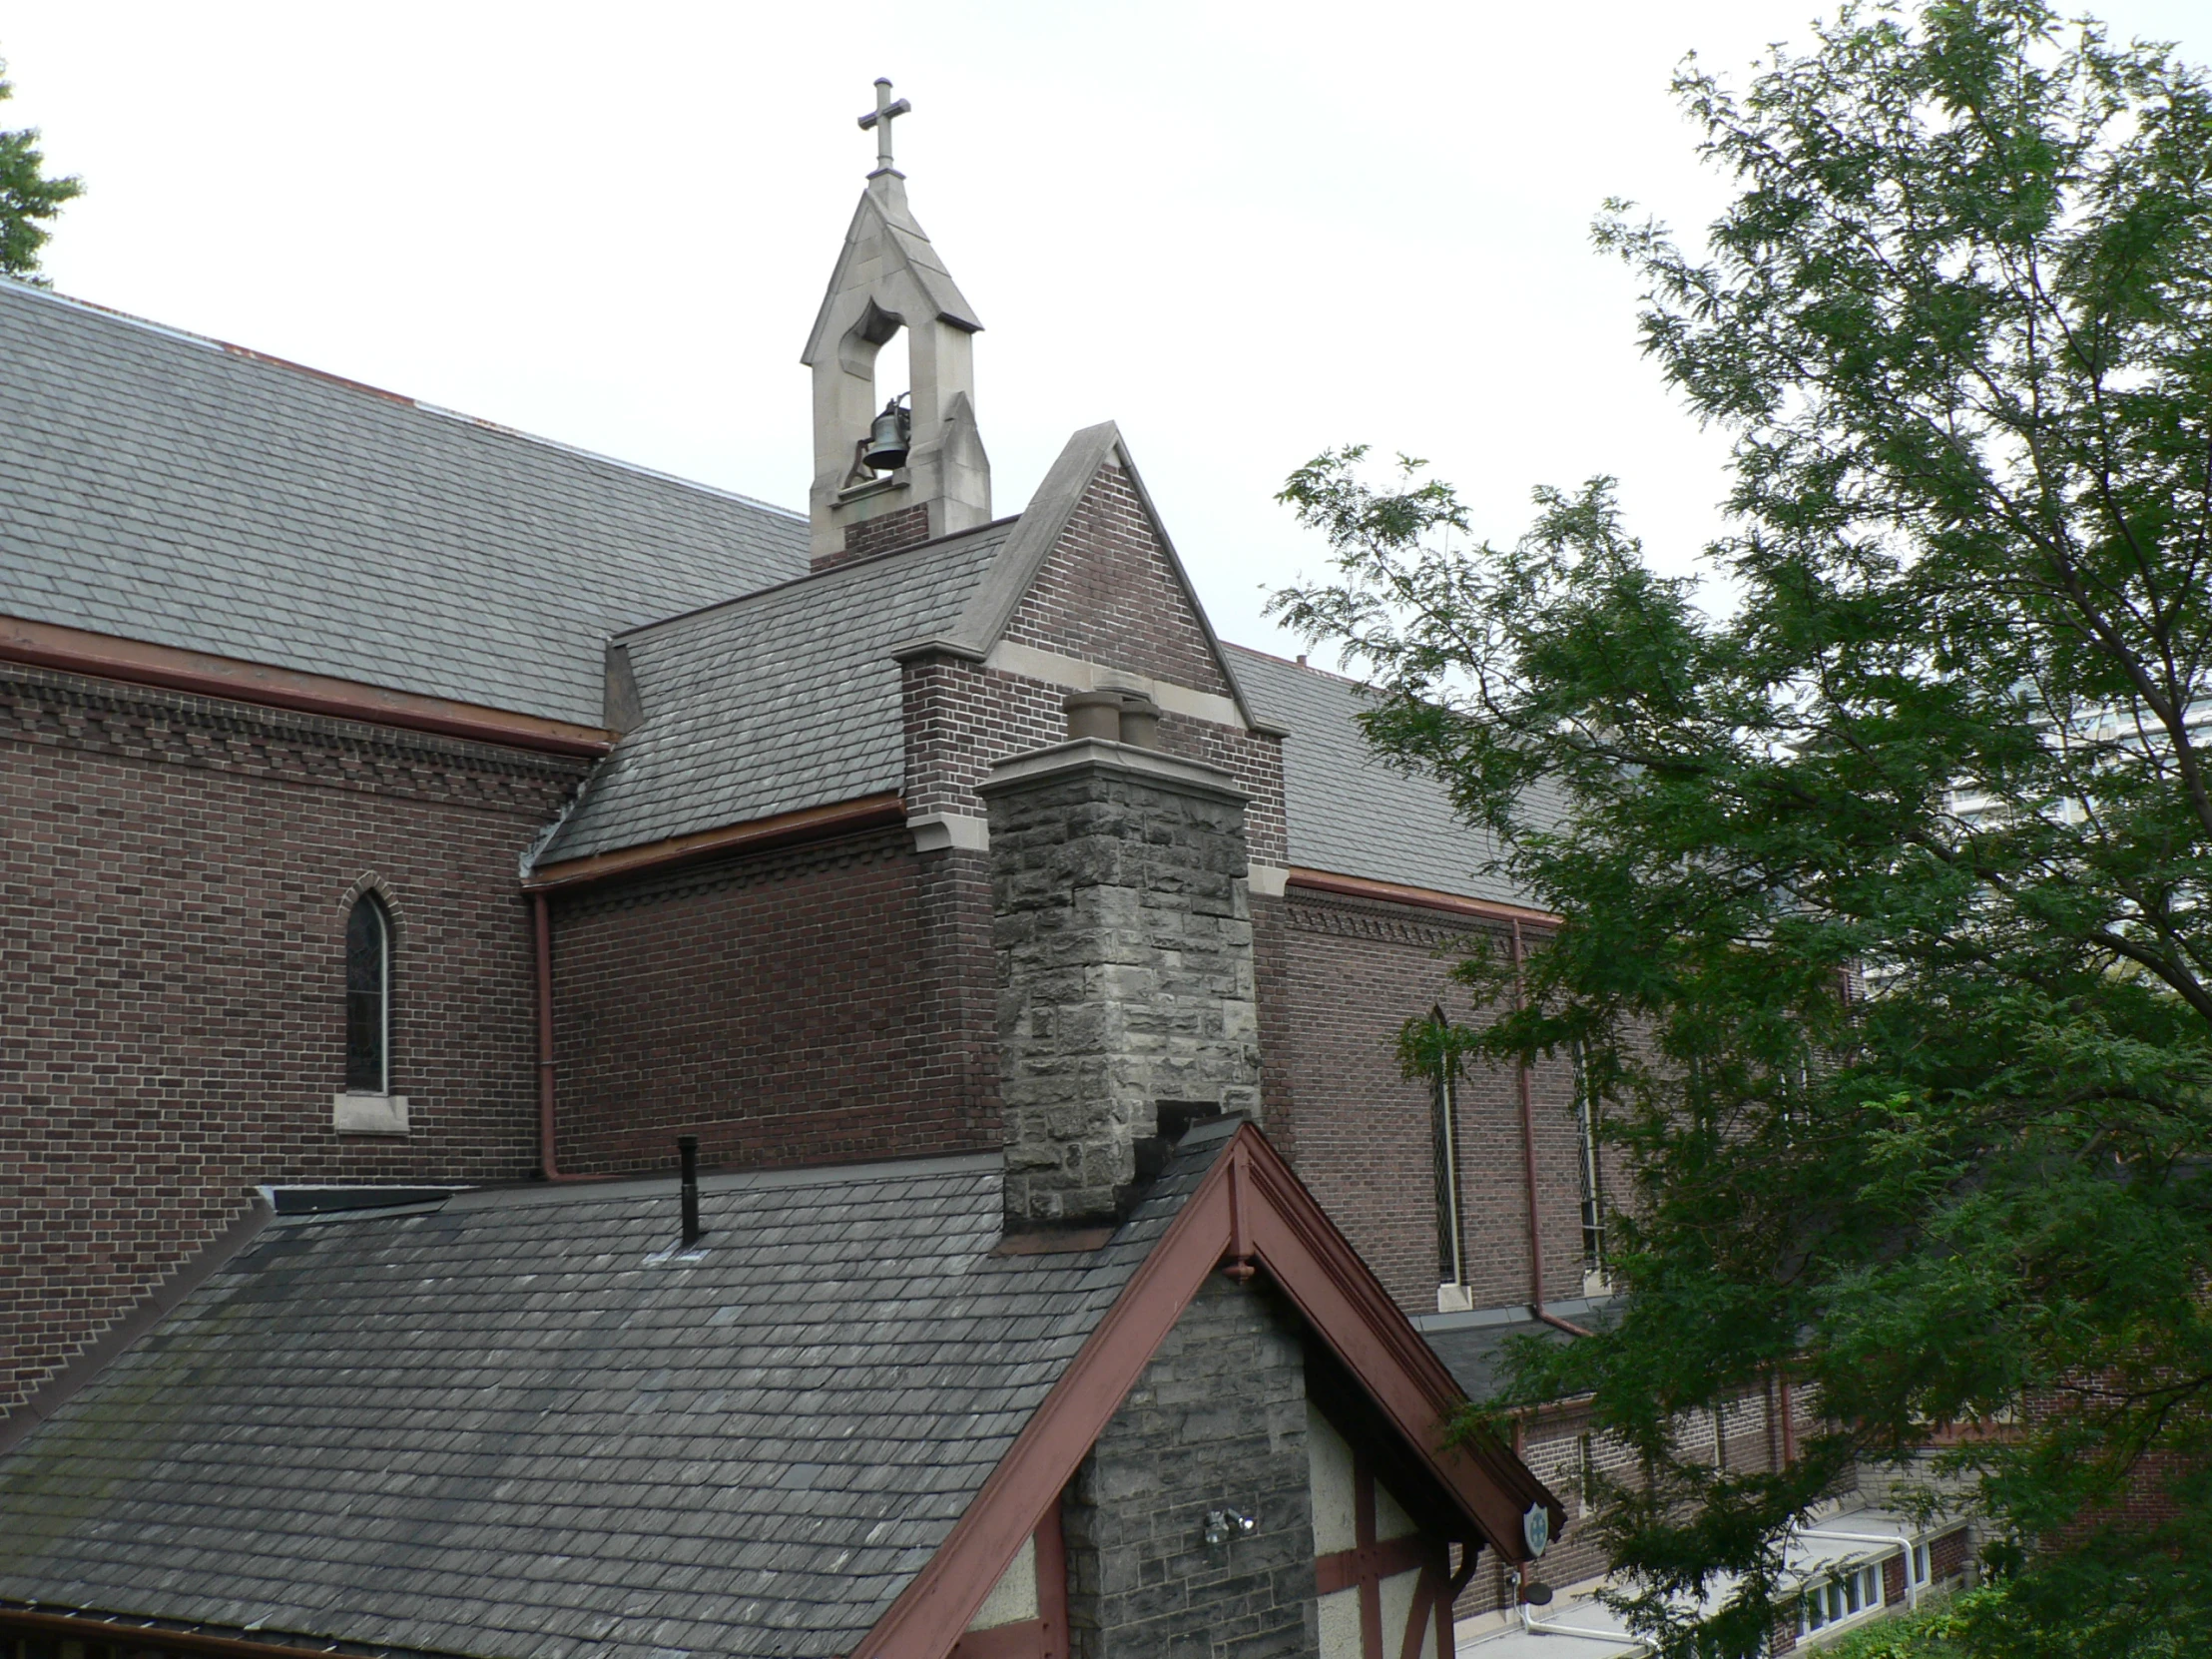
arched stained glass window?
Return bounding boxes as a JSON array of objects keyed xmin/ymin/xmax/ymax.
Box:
[
  {"xmin": 344, "ymin": 893, "xmax": 390, "ymax": 1093},
  {"xmin": 1428, "ymin": 1005, "xmax": 1465, "ymax": 1287}
]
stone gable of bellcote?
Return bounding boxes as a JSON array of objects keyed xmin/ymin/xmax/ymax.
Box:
[{"xmin": 803, "ymin": 161, "xmax": 989, "ymax": 572}]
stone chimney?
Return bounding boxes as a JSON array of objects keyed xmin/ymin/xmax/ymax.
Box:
[{"xmin": 979, "ymin": 703, "xmax": 1261, "ymax": 1232}]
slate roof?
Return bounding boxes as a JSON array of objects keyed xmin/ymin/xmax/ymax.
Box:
[
  {"xmin": 542, "ymin": 523, "xmax": 1014, "ymax": 862},
  {"xmin": 0, "ymin": 1131, "xmax": 1232, "ymax": 1659},
  {"xmin": 1228, "ymin": 645, "xmax": 1565, "ymax": 908},
  {"xmin": 0, "ymin": 280, "xmax": 808, "ymax": 727},
  {"xmin": 1420, "ymin": 1316, "xmax": 1576, "ymax": 1402}
]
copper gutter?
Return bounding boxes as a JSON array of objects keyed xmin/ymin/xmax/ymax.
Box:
[
  {"xmin": 523, "ymin": 794, "xmax": 907, "ymax": 891},
  {"xmin": 1512, "ymin": 918, "xmax": 1592, "ymax": 1340},
  {"xmin": 1288, "ymin": 866, "xmax": 1560, "ymax": 926},
  {"xmin": 0, "ymin": 614, "xmax": 614, "ymax": 758}
]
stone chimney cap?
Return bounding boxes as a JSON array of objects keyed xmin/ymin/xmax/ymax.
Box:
[{"xmin": 975, "ymin": 738, "xmax": 1247, "ymax": 806}]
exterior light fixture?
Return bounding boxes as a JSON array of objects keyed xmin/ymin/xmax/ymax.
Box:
[{"xmin": 1202, "ymin": 1508, "xmax": 1257, "ymax": 1548}]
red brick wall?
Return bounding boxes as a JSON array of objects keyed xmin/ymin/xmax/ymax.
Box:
[
  {"xmin": 900, "ymin": 654, "xmax": 1286, "ymax": 864},
  {"xmin": 823, "ymin": 501, "xmax": 932, "ymax": 570},
  {"xmin": 1449, "ymin": 1387, "xmax": 1798, "ymax": 1619},
  {"xmin": 540, "ymin": 466, "xmax": 1292, "ymax": 1179},
  {"xmin": 1929, "ymin": 1525, "xmax": 1971, "ymax": 1581},
  {"xmin": 0, "ymin": 666, "xmax": 585, "ymax": 1418},
  {"xmin": 999, "ymin": 462, "xmax": 1234, "ymax": 697},
  {"xmin": 546, "ymin": 828, "xmax": 998, "ymax": 1174},
  {"xmin": 1259, "ymin": 886, "xmax": 1587, "ymax": 1316}
]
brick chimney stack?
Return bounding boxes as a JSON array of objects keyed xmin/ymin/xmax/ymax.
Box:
[{"xmin": 979, "ymin": 714, "xmax": 1262, "ymax": 1232}]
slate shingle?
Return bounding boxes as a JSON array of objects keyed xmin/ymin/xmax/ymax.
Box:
[
  {"xmin": 1227, "ymin": 644, "xmax": 1567, "ymax": 908},
  {"xmin": 541, "ymin": 524, "xmax": 1013, "ymax": 862},
  {"xmin": 0, "ymin": 1130, "xmax": 1231, "ymax": 1659},
  {"xmin": 0, "ymin": 281, "xmax": 809, "ymax": 728}
]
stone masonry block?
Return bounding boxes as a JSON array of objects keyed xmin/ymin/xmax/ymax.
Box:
[{"xmin": 983, "ymin": 742, "xmax": 1263, "ymax": 1229}]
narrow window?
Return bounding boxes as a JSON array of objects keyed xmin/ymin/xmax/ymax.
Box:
[
  {"xmin": 345, "ymin": 893, "xmax": 390, "ymax": 1093},
  {"xmin": 1429, "ymin": 1008, "xmax": 1465, "ymax": 1287},
  {"xmin": 1571, "ymin": 1042, "xmax": 1606, "ymax": 1283}
]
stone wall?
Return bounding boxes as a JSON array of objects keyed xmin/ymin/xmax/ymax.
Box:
[
  {"xmin": 1062, "ymin": 1274, "xmax": 1319, "ymax": 1659},
  {"xmin": 983, "ymin": 744, "xmax": 1261, "ymax": 1226},
  {"xmin": 0, "ymin": 665, "xmax": 586, "ymax": 1418}
]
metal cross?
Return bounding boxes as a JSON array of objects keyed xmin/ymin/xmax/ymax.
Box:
[{"xmin": 857, "ymin": 78, "xmax": 911, "ymax": 176}]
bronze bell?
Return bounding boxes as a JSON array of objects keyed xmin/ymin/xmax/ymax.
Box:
[{"xmin": 863, "ymin": 396, "xmax": 911, "ymax": 472}]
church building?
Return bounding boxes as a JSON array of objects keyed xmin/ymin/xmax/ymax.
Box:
[{"xmin": 0, "ymin": 84, "xmax": 1744, "ymax": 1656}]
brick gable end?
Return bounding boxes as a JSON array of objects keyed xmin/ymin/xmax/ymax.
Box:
[{"xmin": 999, "ymin": 463, "xmax": 1235, "ymax": 698}]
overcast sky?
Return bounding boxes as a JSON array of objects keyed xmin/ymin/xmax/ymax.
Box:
[{"xmin": 6, "ymin": 1, "xmax": 2205, "ymax": 663}]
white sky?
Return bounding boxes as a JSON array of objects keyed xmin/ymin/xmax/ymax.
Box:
[{"xmin": 5, "ymin": 1, "xmax": 2204, "ymax": 663}]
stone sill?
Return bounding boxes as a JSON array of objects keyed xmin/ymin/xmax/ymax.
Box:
[{"xmin": 332, "ymin": 1092, "xmax": 409, "ymax": 1136}]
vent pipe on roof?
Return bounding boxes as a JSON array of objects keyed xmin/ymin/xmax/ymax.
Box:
[{"xmin": 678, "ymin": 1135, "xmax": 704, "ymax": 1247}]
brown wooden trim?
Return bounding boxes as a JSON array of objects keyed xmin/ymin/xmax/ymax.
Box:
[
  {"xmin": 0, "ymin": 613, "xmax": 614, "ymax": 757},
  {"xmin": 849, "ymin": 1125, "xmax": 1565, "ymax": 1659},
  {"xmin": 1401, "ymin": 1560, "xmax": 1445, "ymax": 1659},
  {"xmin": 1238, "ymin": 1140, "xmax": 1563, "ymax": 1555},
  {"xmin": 1355, "ymin": 1446, "xmax": 1385, "ymax": 1659},
  {"xmin": 948, "ymin": 1619, "xmax": 1050, "ymax": 1659},
  {"xmin": 523, "ymin": 795, "xmax": 908, "ymax": 890},
  {"xmin": 847, "ymin": 1151, "xmax": 1237, "ymax": 1659},
  {"xmin": 1034, "ymin": 1495, "xmax": 1069, "ymax": 1659},
  {"xmin": 1315, "ymin": 1534, "xmax": 1431, "ymax": 1596},
  {"xmin": 1287, "ymin": 867, "xmax": 1560, "ymax": 926}
]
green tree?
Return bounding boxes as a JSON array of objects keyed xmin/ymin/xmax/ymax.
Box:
[
  {"xmin": 1271, "ymin": 3, "xmax": 2212, "ymax": 1653},
  {"xmin": 0, "ymin": 58, "xmax": 81, "ymax": 282}
]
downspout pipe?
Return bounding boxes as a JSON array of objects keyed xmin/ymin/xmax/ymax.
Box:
[
  {"xmin": 533, "ymin": 890, "xmax": 586, "ymax": 1183},
  {"xmin": 1512, "ymin": 918, "xmax": 1594, "ymax": 1341}
]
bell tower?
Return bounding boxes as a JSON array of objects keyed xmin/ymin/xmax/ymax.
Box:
[{"xmin": 802, "ymin": 79, "xmax": 990, "ymax": 570}]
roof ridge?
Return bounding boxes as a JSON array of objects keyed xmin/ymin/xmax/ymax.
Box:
[
  {"xmin": 0, "ymin": 276, "xmax": 806, "ymax": 523},
  {"xmin": 1224, "ymin": 639, "xmax": 1370, "ymax": 688},
  {"xmin": 615, "ymin": 514, "xmax": 1019, "ymax": 642}
]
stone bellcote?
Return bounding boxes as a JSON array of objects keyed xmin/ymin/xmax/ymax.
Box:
[{"xmin": 802, "ymin": 86, "xmax": 990, "ymax": 571}]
